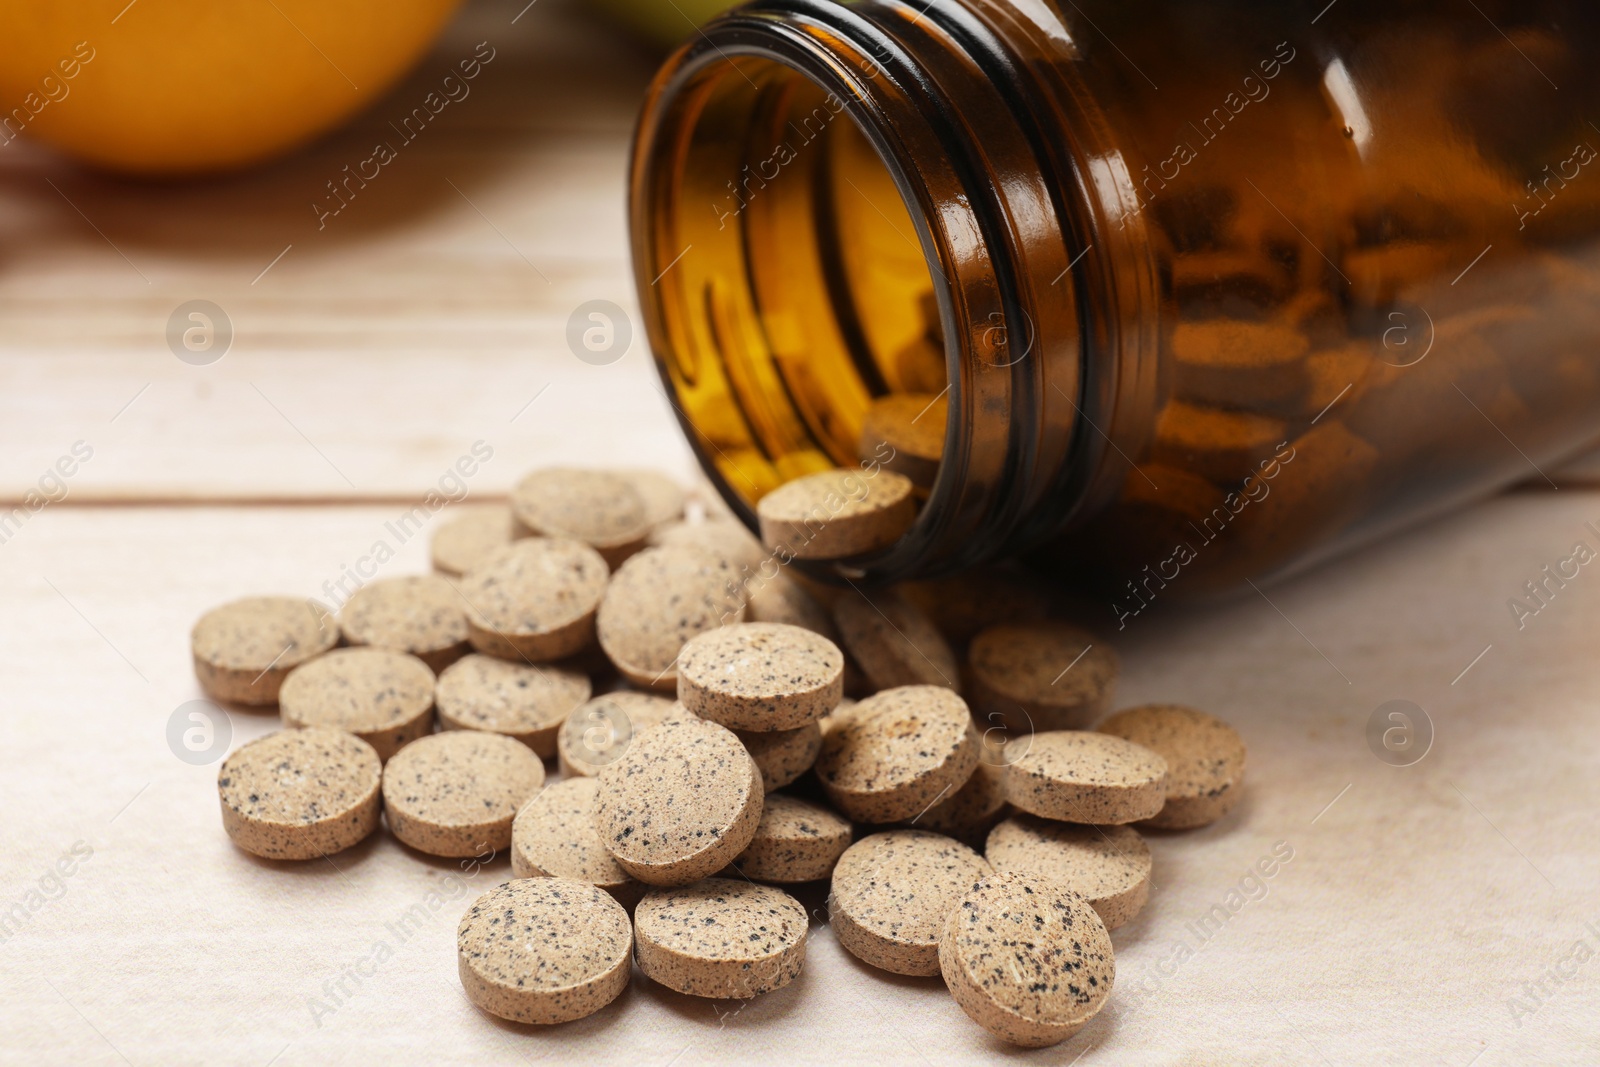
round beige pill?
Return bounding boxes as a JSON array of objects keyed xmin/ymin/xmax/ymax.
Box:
[
  {"xmin": 986, "ymin": 815, "xmax": 1151, "ymax": 930},
  {"xmin": 192, "ymin": 596, "xmax": 338, "ymax": 706},
  {"xmin": 857, "ymin": 392, "xmax": 947, "ymax": 488},
  {"xmin": 757, "ymin": 468, "xmax": 917, "ymax": 560},
  {"xmin": 745, "ymin": 571, "xmax": 838, "ymax": 641},
  {"xmin": 595, "ymin": 545, "xmax": 746, "ymax": 692},
  {"xmin": 634, "ymin": 878, "xmax": 808, "ymax": 999},
  {"xmin": 732, "ymin": 793, "xmax": 852, "ymax": 883},
  {"xmin": 457, "ymin": 877, "xmax": 632, "ymax": 1025},
  {"xmin": 649, "ymin": 518, "xmax": 769, "ymax": 574},
  {"xmin": 510, "ymin": 467, "xmax": 652, "ymax": 567},
  {"xmin": 436, "ymin": 654, "xmax": 591, "ymax": 758},
  {"xmin": 620, "ymin": 468, "xmax": 687, "ymax": 530},
  {"xmin": 460, "ymin": 538, "xmax": 609, "ymax": 662},
  {"xmin": 593, "ymin": 715, "xmax": 762, "ymax": 886},
  {"xmin": 338, "ymin": 574, "xmax": 471, "ymax": 673},
  {"xmin": 833, "ymin": 588, "xmax": 960, "ymax": 693},
  {"xmin": 676, "ymin": 623, "xmax": 843, "ymax": 731},
  {"xmin": 814, "ymin": 686, "xmax": 979, "ymax": 823},
  {"xmin": 940, "ymin": 870, "xmax": 1115, "ymax": 1047},
  {"xmin": 556, "ymin": 691, "xmax": 679, "ymax": 778},
  {"xmin": 1005, "ymin": 731, "xmax": 1169, "ymax": 825},
  {"xmin": 216, "ymin": 727, "xmax": 381, "ymax": 860},
  {"xmin": 382, "ymin": 731, "xmax": 546, "ymax": 857},
  {"xmin": 430, "ymin": 504, "xmax": 513, "ymax": 578},
  {"xmin": 967, "ymin": 622, "xmax": 1118, "ymax": 733},
  {"xmin": 1097, "ymin": 704, "xmax": 1247, "ymax": 829},
  {"xmin": 734, "ymin": 722, "xmax": 822, "ymax": 793},
  {"xmin": 911, "ymin": 734, "xmax": 1010, "ymax": 848},
  {"xmin": 829, "ymin": 830, "xmax": 992, "ymax": 976},
  {"xmin": 511, "ymin": 777, "xmax": 645, "ymax": 909},
  {"xmin": 278, "ymin": 647, "xmax": 436, "ymax": 763}
]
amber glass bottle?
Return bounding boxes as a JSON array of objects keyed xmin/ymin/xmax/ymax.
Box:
[{"xmin": 629, "ymin": 0, "xmax": 1600, "ymax": 606}]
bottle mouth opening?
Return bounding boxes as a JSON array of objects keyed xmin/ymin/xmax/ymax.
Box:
[{"xmin": 631, "ymin": 42, "xmax": 957, "ymax": 581}]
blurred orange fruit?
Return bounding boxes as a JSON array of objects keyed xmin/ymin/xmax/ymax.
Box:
[{"xmin": 0, "ymin": 0, "xmax": 463, "ymax": 176}]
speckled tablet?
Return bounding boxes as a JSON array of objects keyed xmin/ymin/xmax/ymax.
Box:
[
  {"xmin": 382, "ymin": 731, "xmax": 545, "ymax": 857},
  {"xmin": 940, "ymin": 870, "xmax": 1115, "ymax": 1047},
  {"xmin": 620, "ymin": 468, "xmax": 687, "ymax": 530},
  {"xmin": 556, "ymin": 691, "xmax": 679, "ymax": 778},
  {"xmin": 634, "ymin": 878, "xmax": 808, "ymax": 998},
  {"xmin": 511, "ymin": 777, "xmax": 645, "ymax": 909},
  {"xmin": 338, "ymin": 574, "xmax": 470, "ymax": 673},
  {"xmin": 733, "ymin": 794, "xmax": 852, "ymax": 884},
  {"xmin": 986, "ymin": 815, "xmax": 1151, "ymax": 930},
  {"xmin": 460, "ymin": 539, "xmax": 609, "ymax": 662},
  {"xmin": 734, "ymin": 722, "xmax": 822, "ymax": 793},
  {"xmin": 756, "ymin": 469, "xmax": 917, "ymax": 560},
  {"xmin": 1097, "ymin": 704, "xmax": 1247, "ymax": 829},
  {"xmin": 814, "ymin": 686, "xmax": 979, "ymax": 823},
  {"xmin": 857, "ymin": 392, "xmax": 946, "ymax": 487},
  {"xmin": 745, "ymin": 571, "xmax": 838, "ymax": 641},
  {"xmin": 676, "ymin": 623, "xmax": 843, "ymax": 731},
  {"xmin": 593, "ymin": 715, "xmax": 762, "ymax": 886},
  {"xmin": 436, "ymin": 653, "xmax": 591, "ymax": 759},
  {"xmin": 595, "ymin": 545, "xmax": 746, "ymax": 692},
  {"xmin": 192, "ymin": 596, "xmax": 338, "ymax": 706},
  {"xmin": 457, "ymin": 877, "xmax": 632, "ymax": 1025},
  {"xmin": 649, "ymin": 518, "xmax": 769, "ymax": 574},
  {"xmin": 967, "ymin": 622, "xmax": 1118, "ymax": 733},
  {"xmin": 911, "ymin": 734, "xmax": 1010, "ymax": 848},
  {"xmin": 1005, "ymin": 731, "xmax": 1169, "ymax": 825},
  {"xmin": 278, "ymin": 647, "xmax": 436, "ymax": 762},
  {"xmin": 829, "ymin": 830, "xmax": 992, "ymax": 976},
  {"xmin": 510, "ymin": 467, "xmax": 652, "ymax": 567},
  {"xmin": 898, "ymin": 566, "xmax": 1055, "ymax": 649},
  {"xmin": 430, "ymin": 504, "xmax": 513, "ymax": 578},
  {"xmin": 216, "ymin": 727, "xmax": 381, "ymax": 860},
  {"xmin": 832, "ymin": 588, "xmax": 959, "ymax": 693}
]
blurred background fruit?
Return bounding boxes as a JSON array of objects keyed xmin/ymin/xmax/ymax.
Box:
[
  {"xmin": 0, "ymin": 0, "xmax": 464, "ymax": 176},
  {"xmin": 590, "ymin": 0, "xmax": 735, "ymax": 47}
]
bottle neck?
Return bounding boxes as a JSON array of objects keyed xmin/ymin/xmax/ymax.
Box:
[{"xmin": 631, "ymin": 0, "xmax": 1155, "ymax": 581}]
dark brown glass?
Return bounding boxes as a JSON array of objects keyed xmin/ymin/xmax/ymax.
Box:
[{"xmin": 630, "ymin": 0, "xmax": 1600, "ymax": 612}]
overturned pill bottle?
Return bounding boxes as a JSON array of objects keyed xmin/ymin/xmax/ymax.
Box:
[{"xmin": 629, "ymin": 0, "xmax": 1600, "ymax": 603}]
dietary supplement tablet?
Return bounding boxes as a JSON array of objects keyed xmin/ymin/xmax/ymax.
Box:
[
  {"xmin": 829, "ymin": 829, "xmax": 991, "ymax": 976},
  {"xmin": 436, "ymin": 653, "xmax": 591, "ymax": 759},
  {"xmin": 457, "ymin": 877, "xmax": 632, "ymax": 1025},
  {"xmin": 556, "ymin": 690, "xmax": 679, "ymax": 778},
  {"xmin": 460, "ymin": 539, "xmax": 609, "ymax": 662},
  {"xmin": 734, "ymin": 721, "xmax": 823, "ymax": 793},
  {"xmin": 595, "ymin": 544, "xmax": 746, "ymax": 692},
  {"xmin": 593, "ymin": 715, "xmax": 762, "ymax": 886},
  {"xmin": 619, "ymin": 468, "xmax": 687, "ymax": 531},
  {"xmin": 338, "ymin": 574, "xmax": 470, "ymax": 673},
  {"xmin": 756, "ymin": 469, "xmax": 917, "ymax": 560},
  {"xmin": 216, "ymin": 727, "xmax": 381, "ymax": 860},
  {"xmin": 832, "ymin": 588, "xmax": 960, "ymax": 693},
  {"xmin": 278, "ymin": 647, "xmax": 436, "ymax": 762},
  {"xmin": 940, "ymin": 870, "xmax": 1115, "ymax": 1047},
  {"xmin": 814, "ymin": 686, "xmax": 979, "ymax": 823},
  {"xmin": 676, "ymin": 622, "xmax": 843, "ymax": 731},
  {"xmin": 634, "ymin": 878, "xmax": 808, "ymax": 999},
  {"xmin": 966, "ymin": 622, "xmax": 1118, "ymax": 733},
  {"xmin": 191, "ymin": 596, "xmax": 338, "ymax": 706},
  {"xmin": 986, "ymin": 815, "xmax": 1152, "ymax": 930},
  {"xmin": 1005, "ymin": 731, "xmax": 1168, "ymax": 825},
  {"xmin": 510, "ymin": 467, "xmax": 653, "ymax": 567},
  {"xmin": 430, "ymin": 504, "xmax": 513, "ymax": 578},
  {"xmin": 1097, "ymin": 704, "xmax": 1247, "ymax": 829},
  {"xmin": 382, "ymin": 731, "xmax": 545, "ymax": 857},
  {"xmin": 511, "ymin": 777, "xmax": 645, "ymax": 908},
  {"xmin": 732, "ymin": 793, "xmax": 852, "ymax": 884},
  {"xmin": 857, "ymin": 392, "xmax": 947, "ymax": 488}
]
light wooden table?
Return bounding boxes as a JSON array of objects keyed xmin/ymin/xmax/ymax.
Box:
[{"xmin": 2, "ymin": 2, "xmax": 1598, "ymax": 1065}]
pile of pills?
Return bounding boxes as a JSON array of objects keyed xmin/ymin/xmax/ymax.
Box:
[{"xmin": 195, "ymin": 465, "xmax": 1247, "ymax": 1047}]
